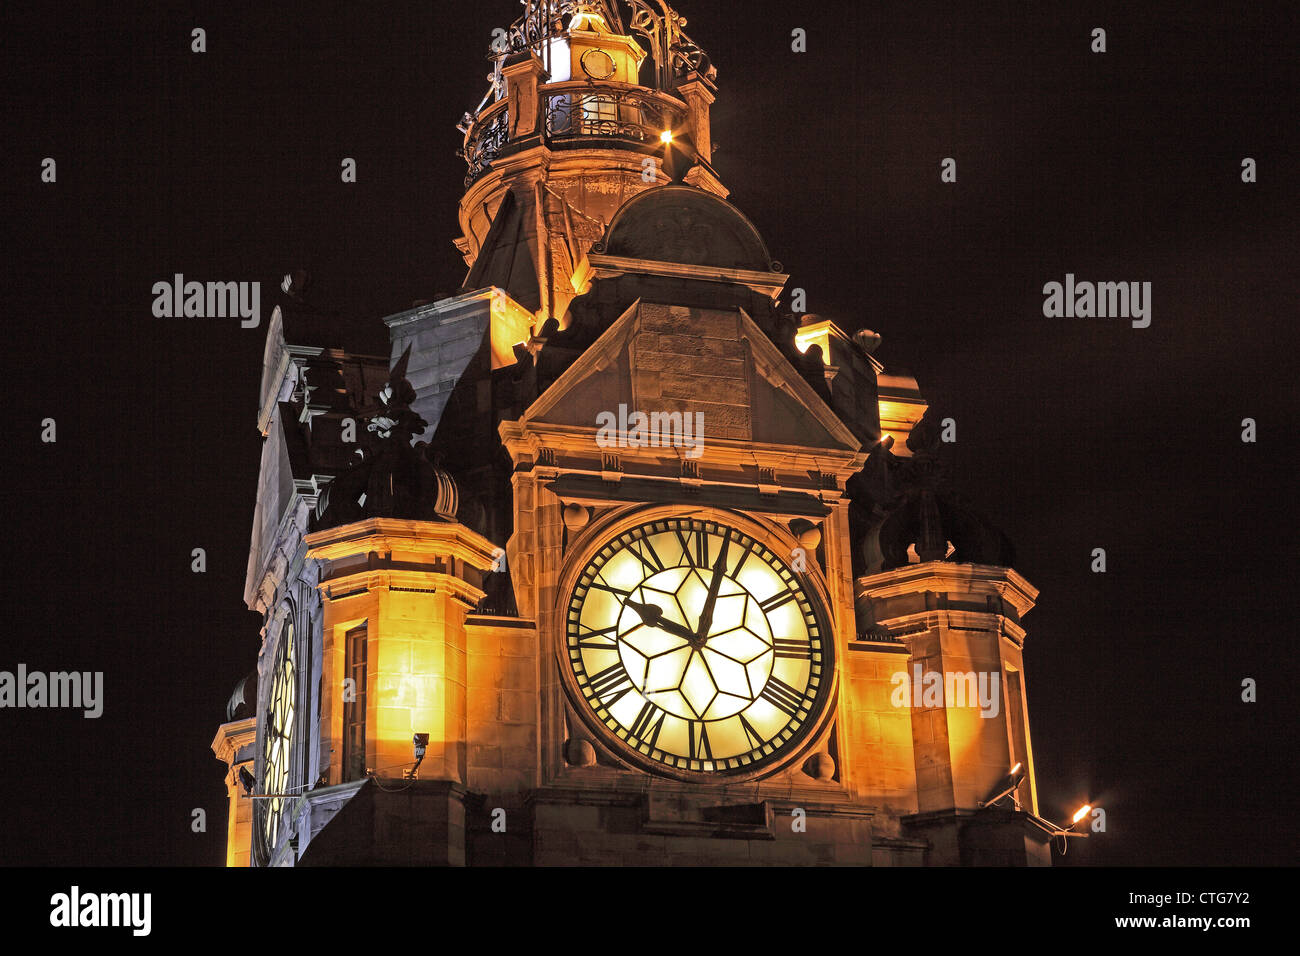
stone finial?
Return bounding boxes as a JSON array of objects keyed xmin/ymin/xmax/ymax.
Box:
[{"xmin": 854, "ymin": 329, "xmax": 882, "ymax": 355}]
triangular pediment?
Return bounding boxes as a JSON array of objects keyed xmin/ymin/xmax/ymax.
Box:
[
  {"xmin": 257, "ymin": 305, "xmax": 289, "ymax": 437},
  {"xmin": 522, "ymin": 300, "xmax": 859, "ymax": 454}
]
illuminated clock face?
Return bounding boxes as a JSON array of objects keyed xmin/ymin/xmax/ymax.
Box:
[
  {"xmin": 566, "ymin": 517, "xmax": 828, "ymax": 775},
  {"xmin": 580, "ymin": 48, "xmax": 616, "ymax": 80},
  {"xmin": 261, "ymin": 622, "xmax": 295, "ymax": 851}
]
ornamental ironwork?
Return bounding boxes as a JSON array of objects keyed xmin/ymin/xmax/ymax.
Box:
[
  {"xmin": 502, "ymin": 1, "xmax": 711, "ymax": 93},
  {"xmin": 462, "ymin": 105, "xmax": 510, "ymax": 187},
  {"xmin": 544, "ymin": 82, "xmax": 683, "ymax": 144},
  {"xmin": 462, "ymin": 81, "xmax": 687, "ymax": 186},
  {"xmin": 460, "ymin": 2, "xmax": 707, "ymax": 185}
]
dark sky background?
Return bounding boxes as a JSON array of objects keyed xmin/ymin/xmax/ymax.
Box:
[{"xmin": 1, "ymin": 0, "xmax": 1296, "ymax": 866}]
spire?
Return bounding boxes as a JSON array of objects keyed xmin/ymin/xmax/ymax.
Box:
[
  {"xmin": 455, "ymin": 0, "xmax": 724, "ymax": 326},
  {"xmin": 490, "ymin": 2, "xmax": 713, "ymax": 95}
]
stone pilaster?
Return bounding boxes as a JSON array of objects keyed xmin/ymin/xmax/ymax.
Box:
[
  {"xmin": 211, "ymin": 718, "xmax": 257, "ymax": 867},
  {"xmin": 502, "ymin": 53, "xmax": 549, "ymax": 142},
  {"xmin": 855, "ymin": 561, "xmax": 1050, "ymax": 865},
  {"xmin": 676, "ymin": 73, "xmax": 716, "ymax": 164},
  {"xmin": 306, "ymin": 519, "xmax": 499, "ymax": 787}
]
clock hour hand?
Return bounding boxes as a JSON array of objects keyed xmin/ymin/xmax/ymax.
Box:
[
  {"xmin": 694, "ymin": 534, "xmax": 730, "ymax": 643},
  {"xmin": 625, "ymin": 600, "xmax": 698, "ymax": 645}
]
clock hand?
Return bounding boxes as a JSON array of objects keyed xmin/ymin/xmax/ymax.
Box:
[
  {"xmin": 626, "ymin": 600, "xmax": 699, "ymax": 645},
  {"xmin": 694, "ymin": 534, "xmax": 730, "ymax": 643}
]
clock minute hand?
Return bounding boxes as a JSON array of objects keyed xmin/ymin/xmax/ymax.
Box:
[
  {"xmin": 694, "ymin": 535, "xmax": 730, "ymax": 642},
  {"xmin": 626, "ymin": 600, "xmax": 698, "ymax": 644}
]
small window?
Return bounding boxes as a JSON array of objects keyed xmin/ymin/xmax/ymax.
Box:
[
  {"xmin": 342, "ymin": 625, "xmax": 368, "ymax": 782},
  {"xmin": 580, "ymin": 94, "xmax": 619, "ymax": 133}
]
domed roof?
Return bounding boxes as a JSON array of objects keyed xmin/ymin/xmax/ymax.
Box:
[
  {"xmin": 595, "ymin": 185, "xmax": 781, "ymax": 273},
  {"xmin": 226, "ymin": 670, "xmax": 258, "ymax": 722}
]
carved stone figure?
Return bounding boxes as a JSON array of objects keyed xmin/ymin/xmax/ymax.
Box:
[{"xmin": 316, "ymin": 346, "xmax": 458, "ymax": 527}]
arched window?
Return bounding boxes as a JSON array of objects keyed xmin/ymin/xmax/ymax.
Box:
[{"xmin": 261, "ymin": 621, "xmax": 296, "ymax": 851}]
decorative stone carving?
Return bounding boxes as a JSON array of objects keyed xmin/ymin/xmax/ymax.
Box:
[
  {"xmin": 853, "ymin": 329, "xmax": 883, "ymax": 355},
  {"xmin": 853, "ymin": 409, "xmax": 1015, "ymax": 573},
  {"xmin": 562, "ymin": 502, "xmax": 590, "ymax": 531},
  {"xmin": 316, "ymin": 346, "xmax": 460, "ymax": 528},
  {"xmin": 806, "ymin": 752, "xmax": 836, "ymax": 781},
  {"xmin": 791, "ymin": 519, "xmax": 822, "ymax": 552},
  {"xmin": 564, "ymin": 737, "xmax": 597, "ymax": 767}
]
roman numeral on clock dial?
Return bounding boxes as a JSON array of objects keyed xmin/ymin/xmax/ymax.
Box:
[
  {"xmin": 576, "ymin": 625, "xmax": 619, "ymax": 649},
  {"xmin": 773, "ymin": 638, "xmax": 810, "ymax": 660},
  {"xmin": 673, "ymin": 527, "xmax": 711, "ymax": 568},
  {"xmin": 630, "ymin": 701, "xmax": 666, "ymax": 748},
  {"xmin": 631, "ymin": 537, "xmax": 665, "ymax": 574},
  {"xmin": 688, "ymin": 721, "xmax": 713, "ymax": 761},
  {"xmin": 739, "ymin": 713, "xmax": 766, "ymax": 749},
  {"xmin": 588, "ymin": 663, "xmax": 634, "ymax": 706},
  {"xmin": 729, "ymin": 540, "xmax": 756, "ymax": 579},
  {"xmin": 760, "ymin": 677, "xmax": 805, "ymax": 717},
  {"xmin": 760, "ymin": 590, "xmax": 796, "ymax": 614},
  {"xmin": 590, "ymin": 579, "xmax": 631, "ymax": 599}
]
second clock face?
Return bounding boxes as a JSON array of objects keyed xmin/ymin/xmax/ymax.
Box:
[{"xmin": 565, "ymin": 517, "xmax": 828, "ymax": 775}]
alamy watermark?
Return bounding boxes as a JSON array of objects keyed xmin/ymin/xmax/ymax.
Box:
[
  {"xmin": 50, "ymin": 887, "xmax": 150, "ymax": 936},
  {"xmin": 595, "ymin": 404, "xmax": 705, "ymax": 459},
  {"xmin": 152, "ymin": 274, "xmax": 260, "ymax": 328},
  {"xmin": 890, "ymin": 665, "xmax": 1001, "ymax": 718},
  {"xmin": 1042, "ymin": 274, "xmax": 1151, "ymax": 328},
  {"xmin": 0, "ymin": 665, "xmax": 103, "ymax": 718}
]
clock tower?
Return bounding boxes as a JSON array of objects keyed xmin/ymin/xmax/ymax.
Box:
[{"xmin": 219, "ymin": 0, "xmax": 1055, "ymax": 867}]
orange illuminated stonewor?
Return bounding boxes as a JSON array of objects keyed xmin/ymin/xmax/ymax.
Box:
[{"xmin": 219, "ymin": 0, "xmax": 1057, "ymax": 868}]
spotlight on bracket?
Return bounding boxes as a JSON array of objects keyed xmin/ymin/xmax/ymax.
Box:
[
  {"xmin": 404, "ymin": 733, "xmax": 430, "ymax": 780},
  {"xmin": 1027, "ymin": 801, "xmax": 1099, "ymax": 847},
  {"xmin": 979, "ymin": 763, "xmax": 1026, "ymax": 809}
]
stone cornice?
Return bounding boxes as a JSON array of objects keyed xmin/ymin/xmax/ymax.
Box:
[
  {"xmin": 305, "ymin": 518, "xmax": 500, "ymax": 570},
  {"xmin": 854, "ymin": 609, "xmax": 1028, "ymax": 648},
  {"xmin": 574, "ymin": 253, "xmax": 788, "ymax": 299},
  {"xmin": 305, "ymin": 519, "xmax": 497, "ymax": 610},
  {"xmin": 856, "ymin": 562, "xmax": 1039, "ymax": 618},
  {"xmin": 499, "ymin": 420, "xmax": 866, "ymax": 489},
  {"xmin": 211, "ymin": 717, "xmax": 257, "ymax": 765},
  {"xmin": 314, "ymin": 568, "xmax": 487, "ymax": 611}
]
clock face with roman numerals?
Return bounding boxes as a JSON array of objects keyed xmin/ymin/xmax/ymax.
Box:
[{"xmin": 565, "ymin": 517, "xmax": 828, "ymax": 775}]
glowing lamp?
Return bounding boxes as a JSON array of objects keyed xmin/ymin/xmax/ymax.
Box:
[{"xmin": 979, "ymin": 764, "xmax": 1028, "ymax": 809}]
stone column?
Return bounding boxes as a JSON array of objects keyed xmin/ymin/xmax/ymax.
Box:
[
  {"xmin": 211, "ymin": 718, "xmax": 257, "ymax": 867},
  {"xmin": 855, "ymin": 561, "xmax": 1050, "ymax": 865},
  {"xmin": 306, "ymin": 518, "xmax": 499, "ymax": 786},
  {"xmin": 503, "ymin": 52, "xmax": 549, "ymax": 141},
  {"xmin": 676, "ymin": 73, "xmax": 716, "ymax": 164}
]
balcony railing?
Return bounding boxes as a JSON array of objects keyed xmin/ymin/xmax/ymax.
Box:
[
  {"xmin": 462, "ymin": 80, "xmax": 689, "ymax": 187},
  {"xmin": 463, "ymin": 102, "xmax": 510, "ymax": 187}
]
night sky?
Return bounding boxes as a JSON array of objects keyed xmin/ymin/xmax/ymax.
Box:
[{"xmin": 2, "ymin": 0, "xmax": 1295, "ymax": 866}]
